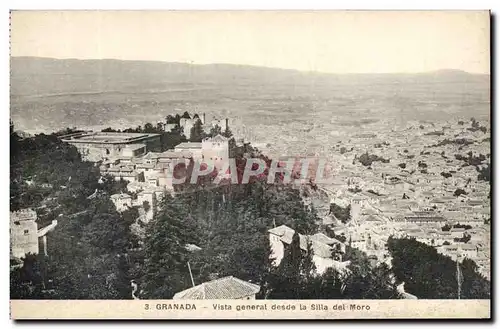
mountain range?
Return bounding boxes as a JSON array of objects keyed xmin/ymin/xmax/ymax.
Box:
[
  {"xmin": 10, "ymin": 57, "xmax": 490, "ymax": 135},
  {"xmin": 11, "ymin": 57, "xmax": 489, "ymax": 97}
]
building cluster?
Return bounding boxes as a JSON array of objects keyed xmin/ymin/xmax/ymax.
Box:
[
  {"xmin": 59, "ymin": 112, "xmax": 237, "ymax": 219},
  {"xmin": 322, "ymin": 118, "xmax": 491, "ymax": 280},
  {"xmin": 172, "ymin": 111, "xmax": 230, "ymax": 138},
  {"xmin": 100, "ymin": 132, "xmax": 233, "ymax": 218}
]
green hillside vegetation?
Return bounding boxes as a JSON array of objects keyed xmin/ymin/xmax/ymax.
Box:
[
  {"xmin": 387, "ymin": 237, "xmax": 490, "ymax": 299},
  {"xmin": 10, "ymin": 125, "xmax": 138, "ymax": 299}
]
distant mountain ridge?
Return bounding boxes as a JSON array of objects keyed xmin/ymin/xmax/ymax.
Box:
[
  {"xmin": 11, "ymin": 57, "xmax": 489, "ymax": 97},
  {"xmin": 10, "ymin": 56, "xmax": 490, "ymax": 135}
]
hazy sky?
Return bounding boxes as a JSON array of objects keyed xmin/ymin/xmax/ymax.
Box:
[{"xmin": 10, "ymin": 10, "xmax": 490, "ymax": 74}]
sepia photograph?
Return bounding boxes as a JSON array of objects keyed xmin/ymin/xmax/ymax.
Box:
[{"xmin": 9, "ymin": 10, "xmax": 491, "ymax": 319}]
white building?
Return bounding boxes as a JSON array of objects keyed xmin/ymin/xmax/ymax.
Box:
[
  {"xmin": 110, "ymin": 193, "xmax": 133, "ymax": 212},
  {"xmin": 268, "ymin": 225, "xmax": 349, "ymax": 275}
]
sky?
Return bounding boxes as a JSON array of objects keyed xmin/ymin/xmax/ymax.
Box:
[{"xmin": 10, "ymin": 10, "xmax": 490, "ymax": 74}]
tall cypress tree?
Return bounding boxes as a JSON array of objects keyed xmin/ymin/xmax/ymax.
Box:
[
  {"xmin": 190, "ymin": 119, "xmax": 205, "ymax": 142},
  {"xmin": 302, "ymin": 239, "xmax": 317, "ymax": 280},
  {"xmin": 268, "ymin": 232, "xmax": 310, "ymax": 299},
  {"xmin": 208, "ymin": 124, "xmax": 222, "ymax": 138},
  {"xmin": 141, "ymin": 195, "xmax": 195, "ymax": 299},
  {"xmin": 222, "ymin": 126, "xmax": 233, "ymax": 138}
]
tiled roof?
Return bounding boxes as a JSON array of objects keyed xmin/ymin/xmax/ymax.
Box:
[
  {"xmin": 364, "ymin": 206, "xmax": 382, "ymax": 215},
  {"xmin": 175, "ymin": 150, "xmax": 194, "ymax": 158},
  {"xmin": 173, "ymin": 276, "xmax": 260, "ymax": 300},
  {"xmin": 142, "ymin": 152, "xmax": 162, "ymax": 160},
  {"xmin": 154, "ymin": 163, "xmax": 171, "ymax": 170},
  {"xmin": 310, "ymin": 233, "xmax": 340, "ymax": 245},
  {"xmin": 159, "ymin": 151, "xmax": 181, "ymax": 158},
  {"xmin": 322, "ymin": 215, "xmax": 337, "ymax": 225},
  {"xmin": 268, "ymin": 225, "xmax": 295, "ymax": 244},
  {"xmin": 137, "ymin": 162, "xmax": 155, "ymax": 169},
  {"xmin": 205, "ymin": 134, "xmax": 229, "ymax": 142},
  {"xmin": 462, "ymin": 244, "xmax": 478, "ymax": 251},
  {"xmin": 175, "ymin": 142, "xmax": 202, "ymax": 149},
  {"xmin": 363, "ymin": 215, "xmax": 383, "ymax": 222},
  {"xmin": 311, "ymin": 240, "xmax": 336, "ymax": 258}
]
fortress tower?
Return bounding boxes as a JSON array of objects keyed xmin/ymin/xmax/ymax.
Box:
[{"xmin": 10, "ymin": 209, "xmax": 39, "ymax": 259}]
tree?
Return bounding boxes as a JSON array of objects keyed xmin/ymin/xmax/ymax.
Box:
[
  {"xmin": 222, "ymin": 126, "xmax": 233, "ymax": 138},
  {"xmin": 267, "ymin": 232, "xmax": 304, "ymax": 299},
  {"xmin": 189, "ymin": 119, "xmax": 205, "ymax": 142},
  {"xmin": 441, "ymin": 172, "xmax": 452, "ymax": 178},
  {"xmin": 208, "ymin": 124, "xmax": 222, "ymax": 138},
  {"xmin": 143, "ymin": 122, "xmax": 157, "ymax": 133},
  {"xmin": 45, "ymin": 196, "xmax": 134, "ymax": 299},
  {"xmin": 453, "ymin": 188, "xmax": 467, "ymax": 197},
  {"xmin": 302, "ymin": 239, "xmax": 317, "ymax": 280},
  {"xmin": 284, "ymin": 233, "xmax": 303, "ymax": 275},
  {"xmin": 166, "ymin": 115, "xmax": 177, "ymax": 125},
  {"xmin": 441, "ymin": 224, "xmax": 452, "ymax": 232},
  {"xmin": 140, "ymin": 195, "xmax": 196, "ymax": 299},
  {"xmin": 80, "ymin": 211, "xmax": 130, "ymax": 255},
  {"xmin": 387, "ymin": 237, "xmax": 490, "ymax": 299},
  {"xmin": 10, "ymin": 253, "xmax": 47, "ymax": 299},
  {"xmin": 358, "ymin": 152, "xmax": 389, "ymax": 167},
  {"xmin": 102, "ymin": 127, "xmax": 120, "ymax": 132},
  {"xmin": 329, "ymin": 203, "xmax": 351, "ymax": 224},
  {"xmin": 477, "ymin": 163, "xmax": 490, "ymax": 182},
  {"xmin": 142, "ymin": 200, "xmax": 151, "ymax": 213},
  {"xmin": 10, "ymin": 131, "xmax": 138, "ymax": 300}
]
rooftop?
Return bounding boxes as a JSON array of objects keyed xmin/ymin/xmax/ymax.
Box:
[
  {"xmin": 61, "ymin": 131, "xmax": 160, "ymax": 144},
  {"xmin": 204, "ymin": 134, "xmax": 229, "ymax": 142},
  {"xmin": 10, "ymin": 209, "xmax": 37, "ymax": 222},
  {"xmin": 110, "ymin": 193, "xmax": 132, "ymax": 200},
  {"xmin": 175, "ymin": 142, "xmax": 203, "ymax": 149},
  {"xmin": 173, "ymin": 276, "xmax": 260, "ymax": 300}
]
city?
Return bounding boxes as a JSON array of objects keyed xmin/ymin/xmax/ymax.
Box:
[{"xmin": 8, "ymin": 10, "xmax": 491, "ymax": 320}]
